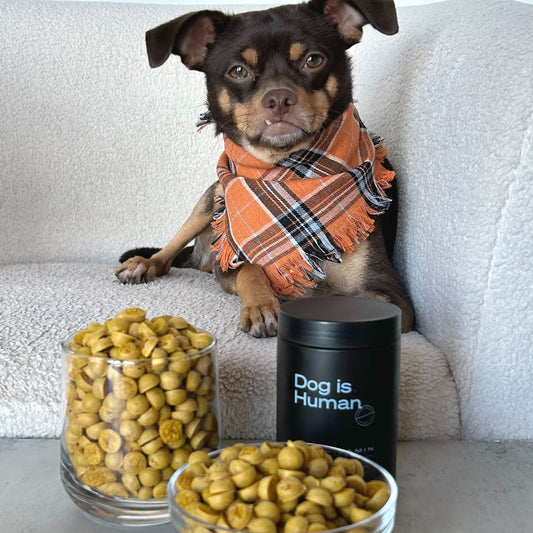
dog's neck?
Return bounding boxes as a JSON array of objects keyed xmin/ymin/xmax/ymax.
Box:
[
  {"xmin": 218, "ymin": 108, "xmax": 349, "ymax": 166},
  {"xmin": 240, "ymin": 135, "xmax": 321, "ymax": 165}
]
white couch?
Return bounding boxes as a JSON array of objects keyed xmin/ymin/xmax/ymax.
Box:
[{"xmin": 1, "ymin": 0, "xmax": 531, "ymax": 442}]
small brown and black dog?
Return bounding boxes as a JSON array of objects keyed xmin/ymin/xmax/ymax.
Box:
[{"xmin": 116, "ymin": 0, "xmax": 414, "ymax": 337}]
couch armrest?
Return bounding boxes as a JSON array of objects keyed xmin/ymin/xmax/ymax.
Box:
[{"xmin": 352, "ymin": 0, "xmax": 533, "ymax": 439}]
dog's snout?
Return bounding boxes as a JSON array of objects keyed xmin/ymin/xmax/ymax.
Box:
[{"xmin": 261, "ymin": 89, "xmax": 298, "ymax": 115}]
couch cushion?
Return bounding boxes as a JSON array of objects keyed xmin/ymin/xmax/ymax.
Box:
[{"xmin": 0, "ymin": 263, "xmax": 460, "ymax": 441}]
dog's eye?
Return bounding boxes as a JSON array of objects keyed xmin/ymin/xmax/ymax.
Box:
[
  {"xmin": 227, "ymin": 65, "xmax": 250, "ymax": 80},
  {"xmin": 304, "ymin": 53, "xmax": 324, "ymax": 69}
]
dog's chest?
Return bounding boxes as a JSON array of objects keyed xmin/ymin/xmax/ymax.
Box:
[{"xmin": 312, "ymin": 241, "xmax": 369, "ymax": 294}]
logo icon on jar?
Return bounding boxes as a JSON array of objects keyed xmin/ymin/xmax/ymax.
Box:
[{"xmin": 355, "ymin": 404, "xmax": 375, "ymax": 427}]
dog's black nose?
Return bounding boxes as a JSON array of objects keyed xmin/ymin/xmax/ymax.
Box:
[{"xmin": 261, "ymin": 89, "xmax": 298, "ymax": 115}]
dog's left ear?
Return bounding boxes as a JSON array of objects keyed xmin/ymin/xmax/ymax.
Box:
[{"xmin": 310, "ymin": 0, "xmax": 398, "ymax": 47}]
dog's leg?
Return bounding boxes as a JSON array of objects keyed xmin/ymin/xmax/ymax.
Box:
[
  {"xmin": 116, "ymin": 182, "xmax": 221, "ymax": 284},
  {"xmin": 216, "ymin": 263, "xmax": 280, "ymax": 338}
]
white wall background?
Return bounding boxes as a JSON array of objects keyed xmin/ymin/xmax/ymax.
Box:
[
  {"xmin": 43, "ymin": 0, "xmax": 446, "ymax": 6},
  {"xmin": 43, "ymin": 1, "xmax": 533, "ymax": 7},
  {"xmin": 48, "ymin": 1, "xmax": 444, "ymax": 5}
]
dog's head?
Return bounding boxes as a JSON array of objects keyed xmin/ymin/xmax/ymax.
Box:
[{"xmin": 146, "ymin": 0, "xmax": 397, "ymax": 162}]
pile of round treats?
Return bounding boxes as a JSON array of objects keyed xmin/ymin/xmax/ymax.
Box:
[
  {"xmin": 173, "ymin": 441, "xmax": 390, "ymax": 532},
  {"xmin": 63, "ymin": 307, "xmax": 218, "ymax": 500}
]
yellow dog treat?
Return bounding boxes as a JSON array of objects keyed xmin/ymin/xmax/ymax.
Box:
[
  {"xmin": 173, "ymin": 442, "xmax": 390, "ymax": 533},
  {"xmin": 63, "ymin": 308, "xmax": 218, "ymax": 500}
]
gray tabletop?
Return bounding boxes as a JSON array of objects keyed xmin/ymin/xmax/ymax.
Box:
[{"xmin": 1, "ymin": 439, "xmax": 532, "ymax": 533}]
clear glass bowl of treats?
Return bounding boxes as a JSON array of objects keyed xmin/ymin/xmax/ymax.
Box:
[
  {"xmin": 168, "ymin": 441, "xmax": 398, "ymax": 533},
  {"xmin": 60, "ymin": 307, "xmax": 220, "ymax": 526}
]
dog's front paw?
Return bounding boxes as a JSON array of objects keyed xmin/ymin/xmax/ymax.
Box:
[
  {"xmin": 240, "ymin": 297, "xmax": 280, "ymax": 338},
  {"xmin": 115, "ymin": 256, "xmax": 168, "ymax": 284}
]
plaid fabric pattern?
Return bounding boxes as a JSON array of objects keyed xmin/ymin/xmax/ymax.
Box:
[{"xmin": 212, "ymin": 104, "xmax": 395, "ymax": 298}]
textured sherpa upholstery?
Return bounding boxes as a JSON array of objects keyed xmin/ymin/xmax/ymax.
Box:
[
  {"xmin": 0, "ymin": 263, "xmax": 459, "ymax": 441},
  {"xmin": 352, "ymin": 0, "xmax": 533, "ymax": 440},
  {"xmin": 0, "ymin": 0, "xmax": 531, "ymax": 441}
]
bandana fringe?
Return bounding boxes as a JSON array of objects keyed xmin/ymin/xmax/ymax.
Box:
[
  {"xmin": 211, "ymin": 214, "xmax": 243, "ymax": 270},
  {"xmin": 268, "ymin": 257, "xmax": 317, "ymax": 298},
  {"xmin": 330, "ymin": 211, "xmax": 373, "ymax": 255}
]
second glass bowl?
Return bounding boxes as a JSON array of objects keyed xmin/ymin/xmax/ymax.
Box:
[{"xmin": 168, "ymin": 441, "xmax": 397, "ymax": 533}]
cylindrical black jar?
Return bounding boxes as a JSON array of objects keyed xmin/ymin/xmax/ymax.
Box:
[{"xmin": 276, "ymin": 296, "xmax": 400, "ymax": 476}]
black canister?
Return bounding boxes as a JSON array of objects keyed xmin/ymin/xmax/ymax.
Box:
[{"xmin": 276, "ymin": 296, "xmax": 400, "ymax": 476}]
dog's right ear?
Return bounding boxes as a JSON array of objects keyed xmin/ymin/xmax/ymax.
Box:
[{"xmin": 146, "ymin": 10, "xmax": 228, "ymax": 71}]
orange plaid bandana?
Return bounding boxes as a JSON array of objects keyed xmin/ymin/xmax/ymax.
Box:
[{"xmin": 211, "ymin": 103, "xmax": 395, "ymax": 298}]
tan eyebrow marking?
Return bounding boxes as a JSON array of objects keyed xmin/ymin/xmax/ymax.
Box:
[
  {"xmin": 289, "ymin": 42, "xmax": 307, "ymax": 62},
  {"xmin": 325, "ymin": 74, "xmax": 338, "ymax": 99},
  {"xmin": 241, "ymin": 48, "xmax": 258, "ymax": 66},
  {"xmin": 218, "ymin": 88, "xmax": 231, "ymax": 114}
]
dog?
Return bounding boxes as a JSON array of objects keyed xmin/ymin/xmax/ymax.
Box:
[{"xmin": 116, "ymin": 0, "xmax": 415, "ymax": 337}]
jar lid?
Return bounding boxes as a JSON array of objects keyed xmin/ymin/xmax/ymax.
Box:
[{"xmin": 278, "ymin": 296, "xmax": 401, "ymax": 349}]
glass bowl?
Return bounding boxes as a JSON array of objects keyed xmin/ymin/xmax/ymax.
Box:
[
  {"xmin": 59, "ymin": 314, "xmax": 220, "ymax": 527},
  {"xmin": 168, "ymin": 442, "xmax": 397, "ymax": 533}
]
